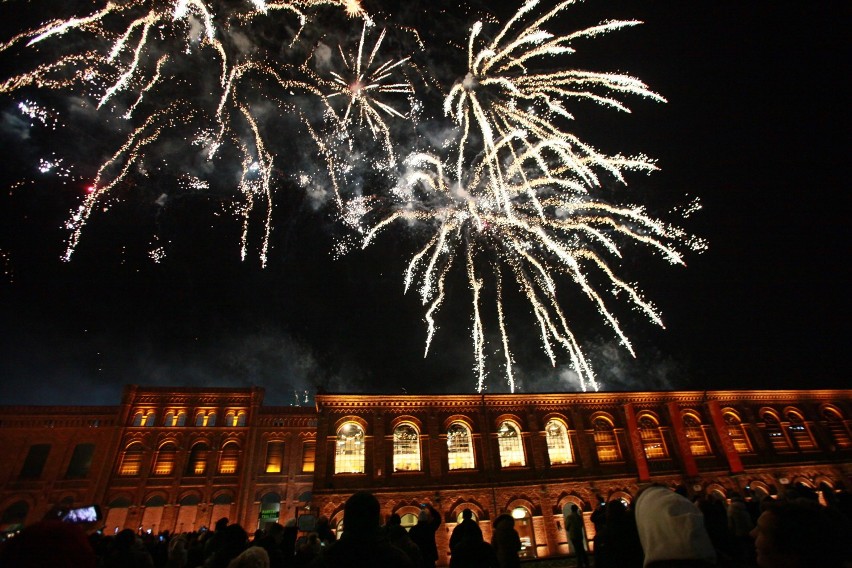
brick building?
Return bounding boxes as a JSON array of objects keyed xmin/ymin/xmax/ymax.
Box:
[{"xmin": 1, "ymin": 386, "xmax": 851, "ymax": 564}]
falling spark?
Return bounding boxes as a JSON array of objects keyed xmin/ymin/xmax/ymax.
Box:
[{"xmin": 0, "ymin": 0, "xmax": 703, "ymax": 394}]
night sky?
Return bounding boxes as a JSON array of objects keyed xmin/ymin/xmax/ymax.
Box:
[{"xmin": 0, "ymin": 0, "xmax": 848, "ymax": 406}]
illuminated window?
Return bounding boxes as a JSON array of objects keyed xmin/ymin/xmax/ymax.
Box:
[
  {"xmin": 593, "ymin": 417, "xmax": 621, "ymax": 462},
  {"xmin": 638, "ymin": 415, "xmax": 667, "ymax": 459},
  {"xmin": 683, "ymin": 414, "xmax": 712, "ymax": 456},
  {"xmin": 764, "ymin": 412, "xmax": 792, "ymax": 452},
  {"xmin": 153, "ymin": 443, "xmax": 177, "ymax": 476},
  {"xmin": 785, "ymin": 411, "xmax": 816, "ymax": 450},
  {"xmin": 302, "ymin": 441, "xmax": 316, "ymax": 473},
  {"xmin": 447, "ymin": 422, "xmax": 475, "ymax": 470},
  {"xmin": 187, "ymin": 443, "xmax": 209, "ymax": 475},
  {"xmin": 195, "ymin": 411, "xmax": 217, "ymax": 427},
  {"xmin": 497, "ymin": 421, "xmax": 526, "ymax": 467},
  {"xmin": 132, "ymin": 412, "xmax": 145, "ymax": 427},
  {"xmin": 724, "ymin": 412, "xmax": 752, "ymax": 453},
  {"xmin": 393, "ymin": 424, "xmax": 421, "ymax": 472},
  {"xmin": 545, "ymin": 419, "xmax": 573, "ymax": 465},
  {"xmin": 335, "ymin": 423, "xmax": 365, "ymax": 474},
  {"xmin": 119, "ymin": 443, "xmax": 144, "ymax": 476},
  {"xmin": 265, "ymin": 442, "xmax": 285, "ymax": 473},
  {"xmin": 164, "ymin": 411, "xmax": 187, "ymax": 427},
  {"xmin": 822, "ymin": 408, "xmax": 852, "ymax": 449},
  {"xmin": 219, "ymin": 442, "xmax": 240, "ymax": 474},
  {"xmin": 224, "ymin": 411, "xmax": 245, "ymax": 427}
]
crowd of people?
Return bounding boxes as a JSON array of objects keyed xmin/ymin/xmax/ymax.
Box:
[{"xmin": 0, "ymin": 483, "xmax": 850, "ymax": 568}]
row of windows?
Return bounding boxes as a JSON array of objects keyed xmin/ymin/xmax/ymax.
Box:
[
  {"xmin": 18, "ymin": 443, "xmax": 94, "ymax": 480},
  {"xmin": 330, "ymin": 406, "xmax": 852, "ymax": 474},
  {"xmin": 130, "ymin": 409, "xmax": 247, "ymax": 428},
  {"xmin": 117, "ymin": 441, "xmax": 317, "ymax": 477}
]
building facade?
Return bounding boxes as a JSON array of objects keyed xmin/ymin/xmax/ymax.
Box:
[{"xmin": 1, "ymin": 386, "xmax": 851, "ymax": 564}]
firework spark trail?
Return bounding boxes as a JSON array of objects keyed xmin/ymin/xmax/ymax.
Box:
[
  {"xmin": 1, "ymin": 0, "xmax": 703, "ymax": 394},
  {"xmin": 317, "ymin": 23, "xmax": 415, "ymax": 166}
]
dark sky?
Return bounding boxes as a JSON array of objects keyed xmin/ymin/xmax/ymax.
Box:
[{"xmin": 0, "ymin": 0, "xmax": 848, "ymax": 406}]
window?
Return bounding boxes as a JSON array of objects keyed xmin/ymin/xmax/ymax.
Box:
[
  {"xmin": 497, "ymin": 421, "xmax": 525, "ymax": 467},
  {"xmin": 219, "ymin": 442, "xmax": 240, "ymax": 474},
  {"xmin": 164, "ymin": 411, "xmax": 187, "ymax": 427},
  {"xmin": 132, "ymin": 412, "xmax": 145, "ymax": 427},
  {"xmin": 447, "ymin": 422, "xmax": 475, "ymax": 470},
  {"xmin": 224, "ymin": 411, "xmax": 247, "ymax": 427},
  {"xmin": 335, "ymin": 422, "xmax": 365, "ymax": 474},
  {"xmin": 187, "ymin": 443, "xmax": 209, "ymax": 475},
  {"xmin": 683, "ymin": 414, "xmax": 711, "ymax": 456},
  {"xmin": 118, "ymin": 442, "xmax": 144, "ymax": 476},
  {"xmin": 764, "ymin": 412, "xmax": 791, "ymax": 452},
  {"xmin": 65, "ymin": 443, "xmax": 95, "ymax": 478},
  {"xmin": 593, "ymin": 417, "xmax": 621, "ymax": 462},
  {"xmin": 393, "ymin": 424, "xmax": 421, "ymax": 472},
  {"xmin": 785, "ymin": 411, "xmax": 816, "ymax": 450},
  {"xmin": 724, "ymin": 412, "xmax": 752, "ymax": 454},
  {"xmin": 20, "ymin": 444, "xmax": 51, "ymax": 479},
  {"xmin": 195, "ymin": 411, "xmax": 216, "ymax": 427},
  {"xmin": 153, "ymin": 443, "xmax": 177, "ymax": 476},
  {"xmin": 132, "ymin": 411, "xmax": 156, "ymax": 427},
  {"xmin": 265, "ymin": 442, "xmax": 285, "ymax": 473},
  {"xmin": 822, "ymin": 408, "xmax": 852, "ymax": 449},
  {"xmin": 545, "ymin": 419, "xmax": 573, "ymax": 464},
  {"xmin": 302, "ymin": 441, "xmax": 316, "ymax": 473},
  {"xmin": 638, "ymin": 415, "xmax": 667, "ymax": 459}
]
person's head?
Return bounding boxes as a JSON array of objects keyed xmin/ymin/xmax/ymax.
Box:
[
  {"xmin": 418, "ymin": 508, "xmax": 430, "ymax": 523},
  {"xmin": 265, "ymin": 522, "xmax": 284, "ymax": 542},
  {"xmin": 386, "ymin": 513, "xmax": 402, "ymax": 526},
  {"xmin": 461, "ymin": 509, "xmax": 473, "ymax": 521},
  {"xmin": 570, "ymin": 504, "xmax": 579, "ymax": 514},
  {"xmin": 226, "ymin": 546, "xmax": 269, "ymax": 568},
  {"xmin": 215, "ymin": 517, "xmax": 230, "ymax": 532},
  {"xmin": 750, "ymin": 499, "xmax": 850, "ymax": 568},
  {"xmin": 0, "ymin": 520, "xmax": 96, "ymax": 568},
  {"xmin": 343, "ymin": 491, "xmax": 381, "ymax": 536},
  {"xmin": 634, "ymin": 485, "xmax": 716, "ymax": 567}
]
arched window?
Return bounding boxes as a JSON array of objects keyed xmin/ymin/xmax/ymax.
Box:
[
  {"xmin": 164, "ymin": 411, "xmax": 187, "ymax": 427},
  {"xmin": 237, "ymin": 412, "xmax": 247, "ymax": 427},
  {"xmin": 763, "ymin": 411, "xmax": 791, "ymax": 452},
  {"xmin": 822, "ymin": 407, "xmax": 852, "ymax": 449},
  {"xmin": 152, "ymin": 443, "xmax": 177, "ymax": 476},
  {"xmin": 335, "ymin": 422, "xmax": 365, "ymax": 474},
  {"xmin": 683, "ymin": 414, "xmax": 712, "ymax": 456},
  {"xmin": 219, "ymin": 442, "xmax": 240, "ymax": 474},
  {"xmin": 265, "ymin": 442, "xmax": 285, "ymax": 473},
  {"xmin": 195, "ymin": 411, "xmax": 216, "ymax": 427},
  {"xmin": 118, "ymin": 442, "xmax": 144, "ymax": 476},
  {"xmin": 225, "ymin": 412, "xmax": 236, "ymax": 427},
  {"xmin": 593, "ymin": 417, "xmax": 621, "ymax": 462},
  {"xmin": 545, "ymin": 419, "xmax": 573, "ymax": 465},
  {"xmin": 785, "ymin": 410, "xmax": 816, "ymax": 450},
  {"xmin": 186, "ymin": 443, "xmax": 209, "ymax": 475},
  {"xmin": 393, "ymin": 423, "xmax": 421, "ymax": 472},
  {"xmin": 132, "ymin": 412, "xmax": 145, "ymax": 427},
  {"xmin": 195, "ymin": 412, "xmax": 205, "ymax": 427},
  {"xmin": 447, "ymin": 422, "xmax": 475, "ymax": 470},
  {"xmin": 723, "ymin": 411, "xmax": 752, "ymax": 454},
  {"xmin": 207, "ymin": 412, "xmax": 216, "ymax": 427},
  {"xmin": 164, "ymin": 412, "xmax": 175, "ymax": 427},
  {"xmin": 497, "ymin": 420, "xmax": 526, "ymax": 467},
  {"xmin": 638, "ymin": 415, "xmax": 667, "ymax": 459}
]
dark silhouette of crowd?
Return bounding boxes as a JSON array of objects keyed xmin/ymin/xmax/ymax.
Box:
[{"xmin": 2, "ymin": 484, "xmax": 851, "ymax": 568}]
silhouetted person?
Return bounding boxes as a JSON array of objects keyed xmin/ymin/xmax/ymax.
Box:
[
  {"xmin": 207, "ymin": 524, "xmax": 249, "ymax": 568},
  {"xmin": 750, "ymin": 498, "xmax": 852, "ymax": 568},
  {"xmin": 449, "ymin": 508, "xmax": 483, "ymax": 553},
  {"xmin": 0, "ymin": 520, "xmax": 97, "ymax": 568},
  {"xmin": 594, "ymin": 499, "xmax": 643, "ymax": 568},
  {"xmin": 252, "ymin": 522, "xmax": 287, "ymax": 568},
  {"xmin": 309, "ymin": 491, "xmax": 414, "ymax": 568},
  {"xmin": 727, "ymin": 495, "xmax": 755, "ymax": 564},
  {"xmin": 409, "ymin": 503, "xmax": 441, "ymax": 568},
  {"xmin": 491, "ymin": 513, "xmax": 521, "ymax": 568},
  {"xmin": 227, "ymin": 545, "xmax": 270, "ymax": 568},
  {"xmin": 634, "ymin": 485, "xmax": 716, "ymax": 568},
  {"xmin": 449, "ymin": 517, "xmax": 498, "ymax": 568},
  {"xmin": 564, "ymin": 504, "xmax": 589, "ymax": 568},
  {"xmin": 385, "ymin": 513, "xmax": 423, "ymax": 567},
  {"xmin": 314, "ymin": 516, "xmax": 335, "ymax": 547}
]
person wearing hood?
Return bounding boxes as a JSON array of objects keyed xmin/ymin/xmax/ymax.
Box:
[{"xmin": 633, "ymin": 485, "xmax": 716, "ymax": 568}]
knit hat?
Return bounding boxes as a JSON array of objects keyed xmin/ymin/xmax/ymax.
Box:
[{"xmin": 634, "ymin": 486, "xmax": 716, "ymax": 567}]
